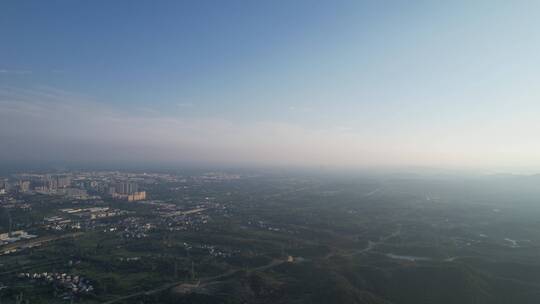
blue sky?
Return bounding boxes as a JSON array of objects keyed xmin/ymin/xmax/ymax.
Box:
[{"xmin": 2, "ymin": 1, "xmax": 540, "ymax": 171}]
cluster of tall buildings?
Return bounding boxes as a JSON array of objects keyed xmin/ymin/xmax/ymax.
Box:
[
  {"xmin": 46, "ymin": 175, "xmax": 71, "ymax": 190},
  {"xmin": 109, "ymin": 181, "xmax": 146, "ymax": 201},
  {"xmin": 0, "ymin": 172, "xmax": 148, "ymax": 202},
  {"xmin": 113, "ymin": 182, "xmax": 139, "ymax": 195},
  {"xmin": 0, "ymin": 175, "xmax": 74, "ymax": 194}
]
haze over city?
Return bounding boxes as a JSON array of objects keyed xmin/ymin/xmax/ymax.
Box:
[
  {"xmin": 2, "ymin": 1, "xmax": 540, "ymax": 172},
  {"xmin": 4, "ymin": 2, "xmax": 540, "ymax": 304}
]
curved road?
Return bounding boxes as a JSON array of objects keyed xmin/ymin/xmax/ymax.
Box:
[{"xmin": 101, "ymin": 259, "xmax": 284, "ymax": 304}]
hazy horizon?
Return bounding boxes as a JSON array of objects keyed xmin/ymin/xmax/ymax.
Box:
[{"xmin": 2, "ymin": 1, "xmax": 540, "ymax": 173}]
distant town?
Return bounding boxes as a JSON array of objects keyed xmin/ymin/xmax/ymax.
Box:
[
  {"xmin": 2, "ymin": 171, "xmax": 152, "ymax": 201},
  {"xmin": 0, "ymin": 171, "xmax": 242, "ymax": 253}
]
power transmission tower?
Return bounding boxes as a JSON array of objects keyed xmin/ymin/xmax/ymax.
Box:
[
  {"xmin": 7, "ymin": 210, "xmax": 12, "ymax": 236},
  {"xmin": 191, "ymin": 260, "xmax": 196, "ymax": 280}
]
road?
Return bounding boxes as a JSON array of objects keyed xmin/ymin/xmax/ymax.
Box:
[
  {"xmin": 323, "ymin": 225, "xmax": 402, "ymax": 259},
  {"xmin": 0, "ymin": 232, "xmax": 83, "ymax": 254},
  {"xmin": 101, "ymin": 259, "xmax": 285, "ymax": 304}
]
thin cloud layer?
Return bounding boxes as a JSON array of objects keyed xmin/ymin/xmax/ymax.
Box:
[
  {"xmin": 0, "ymin": 86, "xmax": 374, "ymax": 167},
  {"xmin": 0, "ymin": 69, "xmax": 32, "ymax": 75},
  {"xmin": 2, "ymin": 85, "xmax": 540, "ymax": 171}
]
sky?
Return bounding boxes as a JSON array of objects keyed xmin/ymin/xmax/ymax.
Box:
[{"xmin": 1, "ymin": 0, "xmax": 540, "ymax": 172}]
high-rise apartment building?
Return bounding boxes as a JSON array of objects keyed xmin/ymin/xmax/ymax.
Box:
[
  {"xmin": 46, "ymin": 175, "xmax": 71, "ymax": 190},
  {"xmin": 19, "ymin": 180, "xmax": 31, "ymax": 192},
  {"xmin": 114, "ymin": 182, "xmax": 139, "ymax": 195}
]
